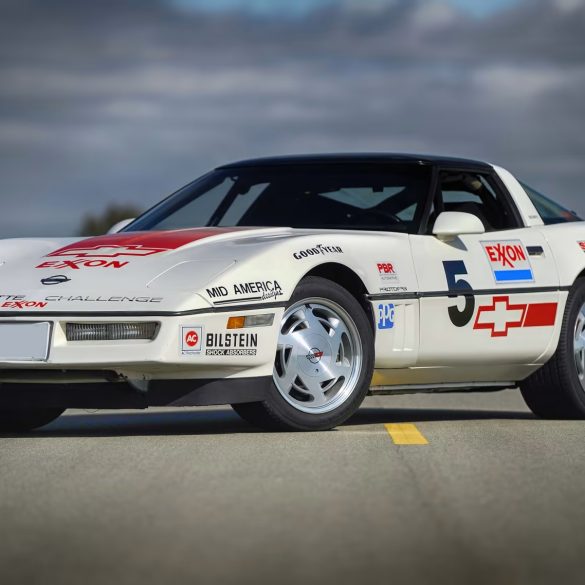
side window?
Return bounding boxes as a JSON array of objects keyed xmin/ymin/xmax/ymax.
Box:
[{"xmin": 437, "ymin": 171, "xmax": 517, "ymax": 232}]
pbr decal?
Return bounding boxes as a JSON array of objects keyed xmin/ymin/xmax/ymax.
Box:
[
  {"xmin": 377, "ymin": 303, "xmax": 396, "ymax": 330},
  {"xmin": 482, "ymin": 241, "xmax": 534, "ymax": 284},
  {"xmin": 181, "ymin": 326, "xmax": 203, "ymax": 355},
  {"xmin": 205, "ymin": 332, "xmax": 258, "ymax": 356},
  {"xmin": 474, "ymin": 296, "xmax": 557, "ymax": 338},
  {"xmin": 377, "ymin": 262, "xmax": 399, "ymax": 283}
]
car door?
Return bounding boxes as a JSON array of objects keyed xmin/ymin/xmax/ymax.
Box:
[{"xmin": 410, "ymin": 167, "xmax": 560, "ymax": 370}]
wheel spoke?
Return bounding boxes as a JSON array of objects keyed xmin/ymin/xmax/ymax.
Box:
[
  {"xmin": 304, "ymin": 306, "xmax": 330, "ymax": 334},
  {"xmin": 296, "ymin": 374, "xmax": 328, "ymax": 407},
  {"xmin": 275, "ymin": 346, "xmax": 297, "ymax": 391}
]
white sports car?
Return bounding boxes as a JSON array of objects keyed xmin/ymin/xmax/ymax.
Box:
[{"xmin": 1, "ymin": 154, "xmax": 584, "ymax": 432}]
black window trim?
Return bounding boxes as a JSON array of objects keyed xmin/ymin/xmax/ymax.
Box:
[{"xmin": 417, "ymin": 164, "xmax": 524, "ymax": 235}]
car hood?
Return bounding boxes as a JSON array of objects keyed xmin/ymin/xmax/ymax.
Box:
[{"xmin": 0, "ymin": 227, "xmax": 295, "ymax": 313}]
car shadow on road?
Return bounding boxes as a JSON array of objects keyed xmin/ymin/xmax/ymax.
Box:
[
  {"xmin": 0, "ymin": 405, "xmax": 535, "ymax": 438},
  {"xmin": 348, "ymin": 407, "xmax": 535, "ymax": 426}
]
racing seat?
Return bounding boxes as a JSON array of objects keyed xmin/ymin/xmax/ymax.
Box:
[{"xmin": 446, "ymin": 201, "xmax": 493, "ymax": 231}]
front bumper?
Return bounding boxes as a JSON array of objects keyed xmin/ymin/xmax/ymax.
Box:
[{"xmin": 0, "ymin": 306, "xmax": 284, "ymax": 380}]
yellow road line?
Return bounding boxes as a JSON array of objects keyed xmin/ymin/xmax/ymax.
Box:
[{"xmin": 384, "ymin": 423, "xmax": 429, "ymax": 445}]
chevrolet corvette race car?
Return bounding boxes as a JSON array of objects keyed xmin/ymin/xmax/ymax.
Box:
[{"xmin": 1, "ymin": 153, "xmax": 585, "ymax": 432}]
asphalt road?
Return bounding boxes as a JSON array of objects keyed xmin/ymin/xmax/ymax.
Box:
[{"xmin": 2, "ymin": 390, "xmax": 585, "ymax": 585}]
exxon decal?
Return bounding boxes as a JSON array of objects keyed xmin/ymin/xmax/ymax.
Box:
[{"xmin": 482, "ymin": 241, "xmax": 534, "ymax": 284}]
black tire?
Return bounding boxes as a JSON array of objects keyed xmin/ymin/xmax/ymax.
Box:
[
  {"xmin": 0, "ymin": 408, "xmax": 65, "ymax": 432},
  {"xmin": 520, "ymin": 278, "xmax": 585, "ymax": 419},
  {"xmin": 232, "ymin": 276, "xmax": 374, "ymax": 431}
]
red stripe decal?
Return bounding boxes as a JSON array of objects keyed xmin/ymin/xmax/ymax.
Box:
[
  {"xmin": 45, "ymin": 228, "xmax": 247, "ymax": 258},
  {"xmin": 523, "ymin": 303, "xmax": 558, "ymax": 327}
]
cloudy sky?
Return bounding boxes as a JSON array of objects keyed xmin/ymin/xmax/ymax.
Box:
[{"xmin": 0, "ymin": 0, "xmax": 584, "ymax": 237}]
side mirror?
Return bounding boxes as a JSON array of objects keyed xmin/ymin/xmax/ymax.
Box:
[
  {"xmin": 107, "ymin": 218, "xmax": 135, "ymax": 234},
  {"xmin": 432, "ymin": 211, "xmax": 485, "ymax": 241}
]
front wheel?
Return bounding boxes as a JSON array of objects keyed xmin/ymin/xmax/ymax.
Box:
[
  {"xmin": 520, "ymin": 278, "xmax": 585, "ymax": 418},
  {"xmin": 0, "ymin": 408, "xmax": 65, "ymax": 432},
  {"xmin": 232, "ymin": 276, "xmax": 374, "ymax": 431}
]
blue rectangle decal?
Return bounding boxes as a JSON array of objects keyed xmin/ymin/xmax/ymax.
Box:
[{"xmin": 493, "ymin": 269, "xmax": 534, "ymax": 282}]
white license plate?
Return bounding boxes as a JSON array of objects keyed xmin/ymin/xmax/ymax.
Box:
[{"xmin": 0, "ymin": 322, "xmax": 52, "ymax": 361}]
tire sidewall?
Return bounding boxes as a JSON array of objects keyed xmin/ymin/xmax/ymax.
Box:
[{"xmin": 558, "ymin": 279, "xmax": 585, "ymax": 413}]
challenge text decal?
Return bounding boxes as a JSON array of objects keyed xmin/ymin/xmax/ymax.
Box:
[{"xmin": 482, "ymin": 241, "xmax": 534, "ymax": 284}]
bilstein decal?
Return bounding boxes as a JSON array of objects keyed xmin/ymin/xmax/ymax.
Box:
[{"xmin": 205, "ymin": 332, "xmax": 258, "ymax": 356}]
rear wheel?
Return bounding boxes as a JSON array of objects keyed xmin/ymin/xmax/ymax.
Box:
[
  {"xmin": 520, "ymin": 278, "xmax": 585, "ymax": 418},
  {"xmin": 232, "ymin": 276, "xmax": 374, "ymax": 431},
  {"xmin": 0, "ymin": 408, "xmax": 65, "ymax": 432}
]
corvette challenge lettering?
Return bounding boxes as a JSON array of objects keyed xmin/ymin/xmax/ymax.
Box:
[
  {"xmin": 205, "ymin": 332, "xmax": 258, "ymax": 356},
  {"xmin": 474, "ymin": 297, "xmax": 557, "ymax": 338},
  {"xmin": 293, "ymin": 245, "xmax": 343, "ymax": 260},
  {"xmin": 482, "ymin": 241, "xmax": 534, "ymax": 284},
  {"xmin": 45, "ymin": 296, "xmax": 163, "ymax": 303}
]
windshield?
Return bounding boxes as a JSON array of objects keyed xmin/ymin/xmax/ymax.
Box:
[
  {"xmin": 125, "ymin": 164, "xmax": 432, "ymax": 233},
  {"xmin": 522, "ymin": 182, "xmax": 581, "ymax": 225}
]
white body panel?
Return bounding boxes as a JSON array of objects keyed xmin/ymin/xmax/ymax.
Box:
[{"xmin": 0, "ymin": 161, "xmax": 583, "ymax": 394}]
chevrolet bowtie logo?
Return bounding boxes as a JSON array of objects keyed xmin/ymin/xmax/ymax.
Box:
[{"xmin": 41, "ymin": 275, "xmax": 71, "ymax": 286}]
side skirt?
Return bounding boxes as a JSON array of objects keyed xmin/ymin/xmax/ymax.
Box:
[{"xmin": 369, "ymin": 381, "xmax": 516, "ymax": 396}]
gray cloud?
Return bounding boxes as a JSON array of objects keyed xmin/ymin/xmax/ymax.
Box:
[{"xmin": 0, "ymin": 0, "xmax": 584, "ymax": 236}]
